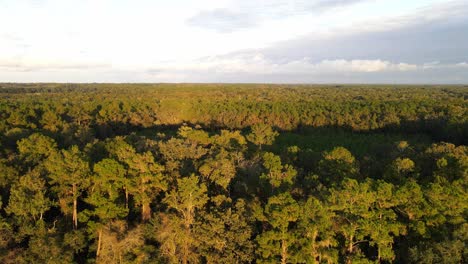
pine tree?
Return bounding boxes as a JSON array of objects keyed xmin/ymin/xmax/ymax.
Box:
[
  {"xmin": 261, "ymin": 152, "xmax": 297, "ymax": 190},
  {"xmin": 17, "ymin": 133, "xmax": 57, "ymax": 167},
  {"xmin": 328, "ymin": 178, "xmax": 375, "ymax": 263},
  {"xmin": 156, "ymin": 175, "xmax": 208, "ymax": 264},
  {"xmin": 195, "ymin": 199, "xmax": 254, "ymax": 264},
  {"xmin": 297, "ymin": 196, "xmax": 338, "ymax": 263},
  {"xmin": 44, "ymin": 145, "xmax": 90, "ymax": 229},
  {"xmin": 84, "ymin": 158, "xmax": 129, "ymax": 259},
  {"xmin": 255, "ymin": 192, "xmax": 301, "ymax": 264},
  {"xmin": 247, "ymin": 124, "xmax": 279, "ymax": 150},
  {"xmin": 318, "ymin": 147, "xmax": 359, "ymax": 186},
  {"xmin": 126, "ymin": 151, "xmax": 167, "ymax": 221},
  {"xmin": 6, "ymin": 170, "xmax": 51, "ymax": 225}
]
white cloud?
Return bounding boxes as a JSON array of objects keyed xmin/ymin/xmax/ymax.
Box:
[
  {"xmin": 142, "ymin": 52, "xmax": 468, "ymax": 83},
  {"xmin": 315, "ymin": 60, "xmax": 418, "ymax": 73},
  {"xmin": 0, "ymin": 57, "xmax": 110, "ymax": 72},
  {"xmin": 147, "ymin": 54, "xmax": 419, "ymax": 76},
  {"xmin": 186, "ymin": 0, "xmax": 369, "ymax": 32},
  {"xmin": 186, "ymin": 8, "xmax": 257, "ymax": 32}
]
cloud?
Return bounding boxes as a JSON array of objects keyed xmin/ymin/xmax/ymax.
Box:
[
  {"xmin": 259, "ymin": 1, "xmax": 468, "ymax": 65},
  {"xmin": 143, "ymin": 49, "xmax": 468, "ymax": 83},
  {"xmin": 0, "ymin": 57, "xmax": 111, "ymax": 72},
  {"xmin": 169, "ymin": 54, "xmax": 417, "ymax": 74},
  {"xmin": 186, "ymin": 8, "xmax": 257, "ymax": 33},
  {"xmin": 186, "ymin": 0, "xmax": 369, "ymax": 32},
  {"xmin": 146, "ymin": 53, "xmax": 421, "ymax": 78}
]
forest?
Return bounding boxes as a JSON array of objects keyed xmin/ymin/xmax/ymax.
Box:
[{"xmin": 0, "ymin": 83, "xmax": 466, "ymax": 263}]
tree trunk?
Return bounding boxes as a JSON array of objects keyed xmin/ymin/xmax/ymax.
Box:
[
  {"xmin": 125, "ymin": 188, "xmax": 129, "ymax": 209},
  {"xmin": 182, "ymin": 210, "xmax": 192, "ymax": 264},
  {"xmin": 96, "ymin": 228, "xmax": 103, "ymax": 257},
  {"xmin": 281, "ymin": 239, "xmax": 288, "ymax": 264},
  {"xmin": 346, "ymin": 235, "xmax": 354, "ymax": 264},
  {"xmin": 378, "ymin": 247, "xmax": 381, "ymax": 263},
  {"xmin": 348, "ymin": 235, "xmax": 354, "ymax": 253},
  {"xmin": 311, "ymin": 230, "xmax": 318, "ymax": 263},
  {"xmin": 72, "ymin": 184, "xmax": 78, "ymax": 229},
  {"xmin": 141, "ymin": 202, "xmax": 151, "ymax": 221}
]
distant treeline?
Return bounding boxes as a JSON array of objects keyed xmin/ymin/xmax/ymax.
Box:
[{"xmin": 1, "ymin": 84, "xmax": 467, "ymax": 145}]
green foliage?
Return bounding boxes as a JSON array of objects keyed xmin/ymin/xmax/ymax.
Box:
[
  {"xmin": 199, "ymin": 150, "xmax": 236, "ymax": 189},
  {"xmin": 196, "ymin": 199, "xmax": 254, "ymax": 263},
  {"xmin": 297, "ymin": 197, "xmax": 338, "ymax": 263},
  {"xmin": 127, "ymin": 151, "xmax": 167, "ymax": 221},
  {"xmin": 0, "ymin": 84, "xmax": 466, "ymax": 262},
  {"xmin": 6, "ymin": 170, "xmax": 51, "ymax": 224},
  {"xmin": 17, "ymin": 133, "xmax": 57, "ymax": 166},
  {"xmin": 156, "ymin": 175, "xmax": 208, "ymax": 264},
  {"xmin": 255, "ymin": 192, "xmax": 301, "ymax": 264},
  {"xmin": 318, "ymin": 147, "xmax": 359, "ymax": 185},
  {"xmin": 84, "ymin": 159, "xmax": 129, "ymax": 225},
  {"xmin": 261, "ymin": 152, "xmax": 297, "ymax": 189},
  {"xmin": 247, "ymin": 123, "xmax": 279, "ymax": 149},
  {"xmin": 44, "ymin": 145, "xmax": 90, "ymax": 229}
]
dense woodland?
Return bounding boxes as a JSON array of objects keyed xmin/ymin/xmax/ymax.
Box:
[{"xmin": 0, "ymin": 83, "xmax": 467, "ymax": 263}]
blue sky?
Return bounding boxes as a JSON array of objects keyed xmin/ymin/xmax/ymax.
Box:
[{"xmin": 0, "ymin": 0, "xmax": 467, "ymax": 83}]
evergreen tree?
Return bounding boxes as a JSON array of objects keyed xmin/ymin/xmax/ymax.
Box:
[
  {"xmin": 17, "ymin": 133, "xmax": 57, "ymax": 167},
  {"xmin": 156, "ymin": 175, "xmax": 208, "ymax": 264},
  {"xmin": 328, "ymin": 178, "xmax": 375, "ymax": 263},
  {"xmin": 247, "ymin": 124, "xmax": 279, "ymax": 150},
  {"xmin": 196, "ymin": 199, "xmax": 254, "ymax": 263},
  {"xmin": 6, "ymin": 170, "xmax": 51, "ymax": 225},
  {"xmin": 255, "ymin": 192, "xmax": 301, "ymax": 264},
  {"xmin": 126, "ymin": 151, "xmax": 167, "ymax": 221},
  {"xmin": 44, "ymin": 145, "xmax": 90, "ymax": 229},
  {"xmin": 84, "ymin": 158, "xmax": 129, "ymax": 260},
  {"xmin": 318, "ymin": 147, "xmax": 359, "ymax": 186},
  {"xmin": 297, "ymin": 196, "xmax": 338, "ymax": 264}
]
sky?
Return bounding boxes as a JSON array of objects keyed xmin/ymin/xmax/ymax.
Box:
[{"xmin": 0, "ymin": 0, "xmax": 467, "ymax": 83}]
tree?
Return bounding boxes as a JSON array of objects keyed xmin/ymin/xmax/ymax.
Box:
[
  {"xmin": 318, "ymin": 147, "xmax": 359, "ymax": 186},
  {"xmin": 195, "ymin": 199, "xmax": 254, "ymax": 263},
  {"xmin": 199, "ymin": 150, "xmax": 236, "ymax": 190},
  {"xmin": 261, "ymin": 152, "xmax": 297, "ymax": 189},
  {"xmin": 106, "ymin": 138, "xmax": 167, "ymax": 221},
  {"xmin": 0, "ymin": 159, "xmax": 18, "ymax": 194},
  {"xmin": 297, "ymin": 196, "xmax": 338, "ymax": 264},
  {"xmin": 84, "ymin": 159, "xmax": 129, "ymax": 259},
  {"xmin": 247, "ymin": 123, "xmax": 279, "ymax": 150},
  {"xmin": 365, "ymin": 180, "xmax": 405, "ymax": 262},
  {"xmin": 156, "ymin": 175, "xmax": 208, "ymax": 264},
  {"xmin": 126, "ymin": 151, "xmax": 167, "ymax": 221},
  {"xmin": 6, "ymin": 170, "xmax": 51, "ymax": 225},
  {"xmin": 92, "ymin": 222, "xmax": 146, "ymax": 264},
  {"xmin": 255, "ymin": 192, "xmax": 301, "ymax": 264},
  {"xmin": 40, "ymin": 110, "xmax": 63, "ymax": 133},
  {"xmin": 16, "ymin": 221, "xmax": 75, "ymax": 264},
  {"xmin": 177, "ymin": 126, "xmax": 212, "ymax": 146},
  {"xmin": 212, "ymin": 130, "xmax": 247, "ymax": 151},
  {"xmin": 44, "ymin": 145, "xmax": 90, "ymax": 229},
  {"xmin": 17, "ymin": 133, "xmax": 57, "ymax": 167},
  {"xmin": 104, "ymin": 137, "xmax": 136, "ymax": 207},
  {"xmin": 394, "ymin": 179, "xmax": 428, "ymax": 235},
  {"xmin": 328, "ymin": 178, "xmax": 375, "ymax": 263},
  {"xmin": 384, "ymin": 157, "xmax": 417, "ymax": 184}
]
